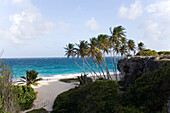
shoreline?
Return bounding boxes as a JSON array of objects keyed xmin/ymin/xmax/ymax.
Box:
[
  {"xmin": 21, "ymin": 73, "xmax": 119, "ymax": 112},
  {"xmin": 23, "ymin": 79, "xmax": 77, "ymax": 113}
]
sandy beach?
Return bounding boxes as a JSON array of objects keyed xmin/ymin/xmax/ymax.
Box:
[
  {"xmin": 23, "ymin": 79, "xmax": 77, "ymax": 112},
  {"xmin": 21, "ymin": 74, "xmax": 118, "ymax": 113}
]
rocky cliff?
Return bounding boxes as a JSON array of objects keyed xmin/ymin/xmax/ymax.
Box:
[{"xmin": 117, "ymin": 56, "xmax": 170, "ymax": 88}]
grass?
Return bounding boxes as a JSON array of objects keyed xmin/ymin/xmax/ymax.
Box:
[
  {"xmin": 26, "ymin": 108, "xmax": 48, "ymax": 113},
  {"xmin": 59, "ymin": 78, "xmax": 79, "ymax": 83}
]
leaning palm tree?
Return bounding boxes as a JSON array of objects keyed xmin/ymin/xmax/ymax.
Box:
[
  {"xmin": 64, "ymin": 43, "xmax": 85, "ymax": 74},
  {"xmin": 110, "ymin": 26, "xmax": 126, "ymax": 82},
  {"xmin": 127, "ymin": 39, "xmax": 136, "ymax": 55},
  {"xmin": 75, "ymin": 40, "xmax": 93, "ymax": 75},
  {"xmin": 20, "ymin": 70, "xmax": 42, "ymax": 86},
  {"xmin": 97, "ymin": 34, "xmax": 111, "ymax": 79},
  {"xmin": 138, "ymin": 42, "xmax": 145, "ymax": 51},
  {"xmin": 120, "ymin": 45, "xmax": 127, "ymax": 57}
]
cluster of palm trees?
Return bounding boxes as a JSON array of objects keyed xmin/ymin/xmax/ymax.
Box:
[{"xmin": 65, "ymin": 26, "xmax": 136, "ymax": 82}]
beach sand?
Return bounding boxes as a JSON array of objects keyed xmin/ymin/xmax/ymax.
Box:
[
  {"xmin": 23, "ymin": 79, "xmax": 77, "ymax": 112},
  {"xmin": 22, "ymin": 74, "xmax": 119, "ymax": 113}
]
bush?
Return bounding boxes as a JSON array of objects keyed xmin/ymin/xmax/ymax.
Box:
[
  {"xmin": 122, "ymin": 62, "xmax": 170, "ymax": 112},
  {"xmin": 115, "ymin": 106, "xmax": 143, "ymax": 113},
  {"xmin": 26, "ymin": 108, "xmax": 48, "ymax": 113},
  {"xmin": 158, "ymin": 51, "xmax": 170, "ymax": 55},
  {"xmin": 52, "ymin": 80, "xmax": 119, "ymax": 113},
  {"xmin": 136, "ymin": 49, "xmax": 158, "ymax": 56},
  {"xmin": 15, "ymin": 85, "xmax": 36, "ymax": 111}
]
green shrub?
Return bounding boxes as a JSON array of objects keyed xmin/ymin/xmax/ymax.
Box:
[
  {"xmin": 136, "ymin": 49, "xmax": 158, "ymax": 56},
  {"xmin": 59, "ymin": 76, "xmax": 92, "ymax": 84},
  {"xmin": 0, "ymin": 97, "xmax": 2, "ymax": 112},
  {"xmin": 115, "ymin": 106, "xmax": 143, "ymax": 113},
  {"xmin": 15, "ymin": 85, "xmax": 36, "ymax": 111},
  {"xmin": 26, "ymin": 108, "xmax": 48, "ymax": 113},
  {"xmin": 52, "ymin": 80, "xmax": 119, "ymax": 113},
  {"xmin": 59, "ymin": 78, "xmax": 79, "ymax": 83},
  {"xmin": 158, "ymin": 51, "xmax": 170, "ymax": 55},
  {"xmin": 122, "ymin": 62, "xmax": 170, "ymax": 113}
]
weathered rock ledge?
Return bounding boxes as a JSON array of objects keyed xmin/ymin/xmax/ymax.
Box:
[{"xmin": 117, "ymin": 56, "xmax": 170, "ymax": 87}]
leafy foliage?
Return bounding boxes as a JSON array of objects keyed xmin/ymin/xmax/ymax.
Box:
[
  {"xmin": 65, "ymin": 26, "xmax": 137, "ymax": 81},
  {"xmin": 52, "ymin": 80, "xmax": 120, "ymax": 113},
  {"xmin": 77, "ymin": 74, "xmax": 92, "ymax": 86},
  {"xmin": 138, "ymin": 42, "xmax": 145, "ymax": 51},
  {"xmin": 59, "ymin": 76, "xmax": 92, "ymax": 84},
  {"xmin": 114, "ymin": 106, "xmax": 143, "ymax": 113},
  {"xmin": 0, "ymin": 63, "xmax": 20, "ymax": 113},
  {"xmin": 15, "ymin": 85, "xmax": 36, "ymax": 111},
  {"xmin": 59, "ymin": 78, "xmax": 79, "ymax": 83},
  {"xmin": 158, "ymin": 51, "xmax": 170, "ymax": 55},
  {"xmin": 20, "ymin": 70, "xmax": 43, "ymax": 86},
  {"xmin": 136, "ymin": 49, "xmax": 158, "ymax": 56},
  {"xmin": 122, "ymin": 62, "xmax": 170, "ymax": 112},
  {"xmin": 26, "ymin": 108, "xmax": 48, "ymax": 113}
]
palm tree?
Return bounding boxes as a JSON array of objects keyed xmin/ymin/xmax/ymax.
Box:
[
  {"xmin": 20, "ymin": 70, "xmax": 42, "ymax": 86},
  {"xmin": 120, "ymin": 45, "xmax": 127, "ymax": 56},
  {"xmin": 110, "ymin": 26, "xmax": 126, "ymax": 82},
  {"xmin": 138, "ymin": 42, "xmax": 144, "ymax": 51},
  {"xmin": 75, "ymin": 40, "xmax": 93, "ymax": 75},
  {"xmin": 88, "ymin": 37, "xmax": 101, "ymax": 77},
  {"xmin": 97, "ymin": 34, "xmax": 111, "ymax": 79},
  {"xmin": 64, "ymin": 43, "xmax": 85, "ymax": 74},
  {"xmin": 127, "ymin": 39, "xmax": 136, "ymax": 55}
]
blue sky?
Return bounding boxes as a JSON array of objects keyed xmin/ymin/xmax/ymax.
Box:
[{"xmin": 0, "ymin": 0, "xmax": 170, "ymax": 58}]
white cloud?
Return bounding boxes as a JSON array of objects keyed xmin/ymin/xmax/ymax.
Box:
[
  {"xmin": 143, "ymin": 20, "xmax": 161, "ymax": 40},
  {"xmin": 142, "ymin": 0, "xmax": 170, "ymax": 41},
  {"xmin": 85, "ymin": 17, "xmax": 100, "ymax": 31},
  {"xmin": 0, "ymin": 0, "xmax": 54, "ymax": 44},
  {"xmin": 146, "ymin": 0, "xmax": 170, "ymax": 16},
  {"xmin": 118, "ymin": 0, "xmax": 143, "ymax": 20}
]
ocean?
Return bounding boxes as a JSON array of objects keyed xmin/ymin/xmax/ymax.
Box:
[{"xmin": 0, "ymin": 57, "xmax": 119, "ymax": 80}]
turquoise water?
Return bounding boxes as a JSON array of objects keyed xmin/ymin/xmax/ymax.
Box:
[{"xmin": 0, "ymin": 57, "xmax": 119, "ymax": 79}]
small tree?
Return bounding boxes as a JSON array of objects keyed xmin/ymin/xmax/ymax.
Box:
[
  {"xmin": 138, "ymin": 42, "xmax": 145, "ymax": 51},
  {"xmin": 20, "ymin": 70, "xmax": 42, "ymax": 86},
  {"xmin": 0, "ymin": 63, "xmax": 20, "ymax": 113}
]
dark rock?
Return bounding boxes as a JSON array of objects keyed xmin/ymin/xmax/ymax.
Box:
[{"xmin": 117, "ymin": 57, "xmax": 170, "ymax": 89}]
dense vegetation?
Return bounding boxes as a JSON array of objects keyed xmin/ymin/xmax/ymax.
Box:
[
  {"xmin": 122, "ymin": 62, "xmax": 170, "ymax": 113},
  {"xmin": 158, "ymin": 51, "xmax": 170, "ymax": 55},
  {"xmin": 136, "ymin": 50, "xmax": 170, "ymax": 56},
  {"xmin": 15, "ymin": 85, "xmax": 36, "ymax": 111},
  {"xmin": 59, "ymin": 75, "xmax": 92, "ymax": 84},
  {"xmin": 0, "ymin": 63, "xmax": 20, "ymax": 113},
  {"xmin": 26, "ymin": 108, "xmax": 48, "ymax": 113},
  {"xmin": 52, "ymin": 80, "xmax": 121, "ymax": 113},
  {"xmin": 52, "ymin": 62, "xmax": 170, "ymax": 113},
  {"xmin": 136, "ymin": 49, "xmax": 158, "ymax": 56}
]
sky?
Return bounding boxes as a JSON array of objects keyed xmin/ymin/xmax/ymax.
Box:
[{"xmin": 0, "ymin": 0, "xmax": 170, "ymax": 58}]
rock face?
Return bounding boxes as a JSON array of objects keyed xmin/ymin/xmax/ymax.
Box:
[{"xmin": 117, "ymin": 56, "xmax": 170, "ymax": 87}]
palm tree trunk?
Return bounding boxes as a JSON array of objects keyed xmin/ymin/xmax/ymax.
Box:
[
  {"xmin": 102, "ymin": 53, "xmax": 111, "ymax": 79},
  {"xmin": 95, "ymin": 58, "xmax": 106, "ymax": 79},
  {"xmin": 82, "ymin": 58, "xmax": 85, "ymax": 72},
  {"xmin": 84, "ymin": 57, "xmax": 98, "ymax": 76},
  {"xmin": 83, "ymin": 58, "xmax": 95, "ymax": 79},
  {"xmin": 113, "ymin": 52, "xmax": 118, "ymax": 83},
  {"xmin": 72, "ymin": 57, "xmax": 85, "ymax": 74},
  {"xmin": 110, "ymin": 51, "xmax": 115, "ymax": 80},
  {"xmin": 93, "ymin": 58, "xmax": 102, "ymax": 78}
]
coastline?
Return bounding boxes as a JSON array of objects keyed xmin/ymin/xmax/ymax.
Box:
[
  {"xmin": 23, "ymin": 79, "xmax": 77, "ymax": 113},
  {"xmin": 21, "ymin": 73, "xmax": 119, "ymax": 112}
]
